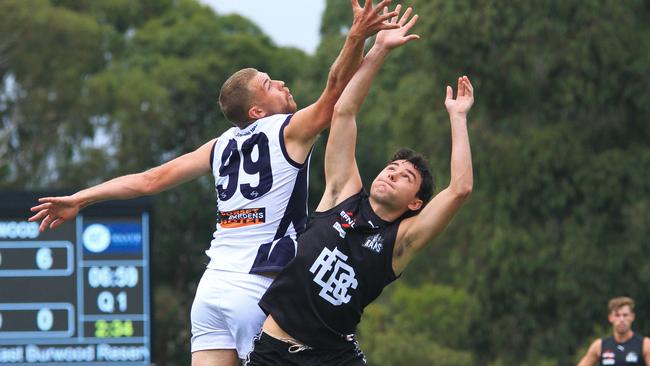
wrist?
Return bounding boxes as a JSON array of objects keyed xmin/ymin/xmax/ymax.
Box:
[
  {"xmin": 71, "ymin": 192, "xmax": 90, "ymax": 209},
  {"xmin": 345, "ymin": 27, "xmax": 367, "ymax": 42},
  {"xmin": 367, "ymin": 45, "xmax": 390, "ymax": 59},
  {"xmin": 372, "ymin": 40, "xmax": 396, "ymax": 52},
  {"xmin": 449, "ymin": 112, "xmax": 468, "ymax": 122}
]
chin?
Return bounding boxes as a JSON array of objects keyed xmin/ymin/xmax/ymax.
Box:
[
  {"xmin": 370, "ymin": 188, "xmax": 392, "ymax": 203},
  {"xmin": 280, "ymin": 105, "xmax": 297, "ymax": 114}
]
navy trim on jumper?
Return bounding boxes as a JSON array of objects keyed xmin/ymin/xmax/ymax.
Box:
[
  {"xmin": 209, "ymin": 139, "xmax": 218, "ymax": 170},
  {"xmin": 278, "ymin": 114, "xmax": 303, "ymax": 169}
]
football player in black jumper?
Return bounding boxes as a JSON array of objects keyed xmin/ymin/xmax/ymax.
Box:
[{"xmin": 246, "ymin": 6, "xmax": 475, "ymax": 366}]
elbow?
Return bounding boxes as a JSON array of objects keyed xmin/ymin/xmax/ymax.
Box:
[
  {"xmin": 450, "ymin": 181, "xmax": 473, "ymax": 200},
  {"xmin": 140, "ymin": 169, "xmax": 160, "ymax": 195},
  {"xmin": 326, "ymin": 64, "xmax": 354, "ymax": 101},
  {"xmin": 327, "ymin": 57, "xmax": 352, "ymax": 91},
  {"xmin": 332, "ymin": 101, "xmax": 354, "ymax": 121},
  {"xmin": 459, "ymin": 181, "xmax": 473, "ymax": 198},
  {"xmin": 327, "ymin": 71, "xmax": 341, "ymax": 91}
]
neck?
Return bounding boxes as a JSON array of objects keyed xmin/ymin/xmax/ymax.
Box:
[
  {"xmin": 368, "ymin": 196, "xmax": 406, "ymax": 223},
  {"xmin": 238, "ymin": 119, "xmax": 256, "ymax": 129},
  {"xmin": 613, "ymin": 330, "xmax": 634, "ymax": 343}
]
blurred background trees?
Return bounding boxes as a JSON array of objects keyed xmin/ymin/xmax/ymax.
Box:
[{"xmin": 1, "ymin": 0, "xmax": 648, "ymax": 364}]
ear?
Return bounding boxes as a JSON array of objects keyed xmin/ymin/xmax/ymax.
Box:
[
  {"xmin": 248, "ymin": 105, "xmax": 267, "ymax": 120},
  {"xmin": 407, "ymin": 198, "xmax": 423, "ymax": 212}
]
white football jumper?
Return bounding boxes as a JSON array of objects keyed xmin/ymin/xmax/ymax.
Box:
[{"xmin": 207, "ymin": 113, "xmax": 309, "ymax": 274}]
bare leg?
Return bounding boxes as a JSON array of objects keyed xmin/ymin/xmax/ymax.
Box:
[{"xmin": 192, "ymin": 349, "xmax": 239, "ymax": 366}]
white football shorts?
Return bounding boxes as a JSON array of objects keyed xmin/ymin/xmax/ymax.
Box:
[{"xmin": 190, "ymin": 269, "xmax": 274, "ymax": 359}]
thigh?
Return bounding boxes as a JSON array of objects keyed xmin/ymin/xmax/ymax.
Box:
[
  {"xmin": 192, "ymin": 349, "xmax": 239, "ymax": 366},
  {"xmin": 191, "ymin": 270, "xmax": 236, "ymax": 352},
  {"xmin": 218, "ymin": 272, "xmax": 273, "ymax": 358}
]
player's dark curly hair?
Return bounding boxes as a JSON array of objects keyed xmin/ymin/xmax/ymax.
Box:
[{"xmin": 390, "ymin": 148, "xmax": 434, "ymax": 210}]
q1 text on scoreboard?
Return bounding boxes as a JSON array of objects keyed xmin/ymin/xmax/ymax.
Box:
[{"xmin": 0, "ymin": 192, "xmax": 151, "ymax": 365}]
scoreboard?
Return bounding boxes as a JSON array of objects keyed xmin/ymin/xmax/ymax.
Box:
[{"xmin": 0, "ymin": 192, "xmax": 151, "ymax": 365}]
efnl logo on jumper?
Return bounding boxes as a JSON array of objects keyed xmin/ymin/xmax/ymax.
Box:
[
  {"xmin": 332, "ymin": 211, "xmax": 356, "ymax": 239},
  {"xmin": 309, "ymin": 247, "xmax": 358, "ymax": 306},
  {"xmin": 602, "ymin": 350, "xmax": 615, "ymax": 366}
]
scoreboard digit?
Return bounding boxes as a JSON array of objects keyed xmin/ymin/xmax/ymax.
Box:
[{"xmin": 0, "ymin": 192, "xmax": 151, "ymax": 365}]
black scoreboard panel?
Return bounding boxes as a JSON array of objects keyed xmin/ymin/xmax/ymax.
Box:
[{"xmin": 0, "ymin": 193, "xmax": 151, "ymax": 365}]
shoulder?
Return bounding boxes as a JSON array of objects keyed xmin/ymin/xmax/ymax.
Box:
[
  {"xmin": 589, "ymin": 337, "xmax": 602, "ymax": 355},
  {"xmin": 394, "ymin": 213, "xmax": 419, "ymax": 246},
  {"xmin": 216, "ymin": 125, "xmax": 238, "ymax": 139},
  {"xmin": 259, "ymin": 114, "xmax": 292, "ymax": 128},
  {"xmin": 315, "ymin": 189, "xmax": 365, "ymax": 215},
  {"xmin": 643, "ymin": 337, "xmax": 650, "ymax": 359}
]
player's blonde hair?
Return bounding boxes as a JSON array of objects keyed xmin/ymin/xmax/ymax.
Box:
[
  {"xmin": 608, "ymin": 296, "xmax": 635, "ymax": 314},
  {"xmin": 219, "ymin": 68, "xmax": 258, "ymax": 128}
]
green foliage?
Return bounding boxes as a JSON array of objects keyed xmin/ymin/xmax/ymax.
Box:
[
  {"xmin": 0, "ymin": 0, "xmax": 112, "ymax": 188},
  {"xmin": 358, "ymin": 283, "xmax": 477, "ymax": 365}
]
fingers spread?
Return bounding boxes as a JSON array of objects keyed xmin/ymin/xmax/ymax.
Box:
[
  {"xmin": 30, "ymin": 202, "xmax": 51, "ymax": 212},
  {"xmin": 404, "ymin": 34, "xmax": 420, "ymax": 43},
  {"xmin": 375, "ymin": 0, "xmax": 393, "ymax": 13},
  {"xmin": 39, "ymin": 217, "xmax": 50, "ymax": 232},
  {"xmin": 391, "ymin": 4, "xmax": 401, "ymax": 23},
  {"xmin": 379, "ymin": 22, "xmax": 401, "ymax": 30},
  {"xmin": 404, "ymin": 13, "xmax": 419, "ymax": 31},
  {"xmin": 379, "ymin": 10, "xmax": 399, "ymax": 23},
  {"xmin": 51, "ymin": 218, "xmax": 65, "ymax": 230},
  {"xmin": 28, "ymin": 210, "xmax": 48, "ymax": 222},
  {"xmin": 464, "ymin": 76, "xmax": 474, "ymax": 95},
  {"xmin": 398, "ymin": 7, "xmax": 412, "ymax": 26}
]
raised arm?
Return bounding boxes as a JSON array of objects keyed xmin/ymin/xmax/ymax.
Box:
[
  {"xmin": 393, "ymin": 76, "xmax": 474, "ymax": 274},
  {"xmin": 283, "ymin": 0, "xmax": 400, "ymax": 164},
  {"xmin": 29, "ymin": 139, "xmax": 216, "ymax": 231},
  {"xmin": 317, "ymin": 6, "xmax": 419, "ymax": 211},
  {"xmin": 576, "ymin": 339, "xmax": 601, "ymax": 366}
]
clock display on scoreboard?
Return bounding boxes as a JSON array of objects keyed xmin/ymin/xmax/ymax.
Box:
[{"xmin": 0, "ymin": 193, "xmax": 151, "ymax": 365}]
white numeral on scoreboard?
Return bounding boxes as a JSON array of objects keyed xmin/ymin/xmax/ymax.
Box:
[
  {"xmin": 36, "ymin": 247, "xmax": 53, "ymax": 270},
  {"xmin": 97, "ymin": 291, "xmax": 127, "ymax": 313},
  {"xmin": 117, "ymin": 291, "xmax": 127, "ymax": 312},
  {"xmin": 37, "ymin": 308, "xmax": 53, "ymax": 331}
]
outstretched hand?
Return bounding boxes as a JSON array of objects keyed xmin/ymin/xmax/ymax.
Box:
[
  {"xmin": 445, "ymin": 76, "xmax": 474, "ymax": 117},
  {"xmin": 374, "ymin": 5, "xmax": 420, "ymax": 50},
  {"xmin": 349, "ymin": 0, "xmax": 401, "ymax": 39},
  {"xmin": 28, "ymin": 196, "xmax": 81, "ymax": 232}
]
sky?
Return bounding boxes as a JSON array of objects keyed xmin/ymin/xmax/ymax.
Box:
[{"xmin": 199, "ymin": 0, "xmax": 326, "ymax": 54}]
